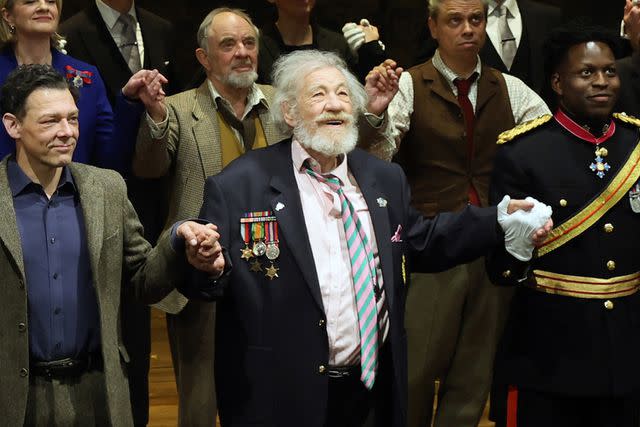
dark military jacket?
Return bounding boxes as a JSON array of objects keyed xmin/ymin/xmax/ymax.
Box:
[{"xmin": 488, "ymin": 112, "xmax": 640, "ymax": 396}]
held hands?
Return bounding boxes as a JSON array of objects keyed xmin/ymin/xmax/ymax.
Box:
[
  {"xmin": 365, "ymin": 59, "xmax": 403, "ymax": 116},
  {"xmin": 498, "ymin": 195, "xmax": 553, "ymax": 261},
  {"xmin": 176, "ymin": 221, "xmax": 225, "ymax": 277},
  {"xmin": 625, "ymin": 0, "xmax": 640, "ymax": 51},
  {"xmin": 121, "ymin": 69, "xmax": 168, "ymax": 122},
  {"xmin": 342, "ymin": 19, "xmax": 381, "ymax": 54}
]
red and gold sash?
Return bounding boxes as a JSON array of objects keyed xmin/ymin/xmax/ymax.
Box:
[{"xmin": 537, "ymin": 140, "xmax": 640, "ymax": 257}]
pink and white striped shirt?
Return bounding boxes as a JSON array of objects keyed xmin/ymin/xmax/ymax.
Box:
[{"xmin": 291, "ymin": 140, "xmax": 388, "ymax": 366}]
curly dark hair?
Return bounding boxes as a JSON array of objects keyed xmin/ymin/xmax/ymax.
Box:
[
  {"xmin": 541, "ymin": 20, "xmax": 621, "ymax": 110},
  {"xmin": 0, "ymin": 64, "xmax": 79, "ymax": 119}
]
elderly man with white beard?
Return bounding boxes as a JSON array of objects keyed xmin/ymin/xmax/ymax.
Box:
[
  {"xmin": 176, "ymin": 49, "xmax": 552, "ymax": 427},
  {"xmin": 131, "ymin": 7, "xmax": 290, "ymax": 426}
]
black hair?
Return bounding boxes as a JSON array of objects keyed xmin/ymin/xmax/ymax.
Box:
[
  {"xmin": 541, "ymin": 20, "xmax": 621, "ymax": 109},
  {"xmin": 0, "ymin": 64, "xmax": 79, "ymax": 119}
]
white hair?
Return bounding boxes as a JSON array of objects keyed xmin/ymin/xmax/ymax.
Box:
[{"xmin": 270, "ymin": 50, "xmax": 368, "ymax": 133}]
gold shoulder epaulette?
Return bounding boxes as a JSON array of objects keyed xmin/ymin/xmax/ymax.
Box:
[
  {"xmin": 613, "ymin": 112, "xmax": 640, "ymax": 128},
  {"xmin": 497, "ymin": 114, "xmax": 553, "ymax": 145}
]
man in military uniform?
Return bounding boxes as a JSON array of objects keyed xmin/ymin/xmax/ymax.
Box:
[{"xmin": 488, "ymin": 25, "xmax": 640, "ymax": 426}]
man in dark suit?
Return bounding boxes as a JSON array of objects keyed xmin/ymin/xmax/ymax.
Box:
[
  {"xmin": 178, "ymin": 49, "xmax": 551, "ymax": 427},
  {"xmin": 481, "ymin": 0, "xmax": 562, "ymax": 94},
  {"xmin": 59, "ymin": 0, "xmax": 179, "ymax": 105},
  {"xmin": 59, "ymin": 2, "xmax": 180, "ymax": 424},
  {"xmin": 0, "ymin": 63, "xmax": 222, "ymax": 426}
]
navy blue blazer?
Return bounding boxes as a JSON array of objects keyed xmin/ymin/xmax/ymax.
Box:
[
  {"xmin": 0, "ymin": 47, "xmax": 142, "ymax": 174},
  {"xmin": 181, "ymin": 139, "xmax": 500, "ymax": 427}
]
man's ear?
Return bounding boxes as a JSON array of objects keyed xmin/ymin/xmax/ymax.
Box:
[
  {"xmin": 195, "ymin": 48, "xmax": 211, "ymax": 72},
  {"xmin": 550, "ymin": 72, "xmax": 563, "ymax": 96},
  {"xmin": 282, "ymin": 101, "xmax": 297, "ymax": 128},
  {"xmin": 428, "ymin": 16, "xmax": 437, "ymax": 40},
  {"xmin": 3, "ymin": 113, "xmax": 20, "ymax": 140}
]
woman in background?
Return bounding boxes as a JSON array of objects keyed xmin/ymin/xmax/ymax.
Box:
[{"xmin": 0, "ymin": 0, "xmax": 164, "ymax": 173}]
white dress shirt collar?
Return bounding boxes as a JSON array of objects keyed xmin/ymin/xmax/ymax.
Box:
[
  {"xmin": 291, "ymin": 138, "xmax": 348, "ymax": 182},
  {"xmin": 432, "ymin": 49, "xmax": 482, "ymax": 89},
  {"xmin": 487, "ymin": 0, "xmax": 523, "ymax": 54},
  {"xmin": 95, "ymin": 0, "xmax": 137, "ymax": 31},
  {"xmin": 488, "ymin": 0, "xmax": 520, "ymax": 18},
  {"xmin": 206, "ymin": 79, "xmax": 268, "ymax": 121}
]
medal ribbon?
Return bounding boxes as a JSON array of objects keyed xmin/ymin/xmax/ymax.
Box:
[{"xmin": 554, "ymin": 109, "xmax": 616, "ymax": 145}]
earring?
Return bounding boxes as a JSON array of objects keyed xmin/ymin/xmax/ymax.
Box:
[{"xmin": 9, "ymin": 25, "xmax": 15, "ymax": 34}]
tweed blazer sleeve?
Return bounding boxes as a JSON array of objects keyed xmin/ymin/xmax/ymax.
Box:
[
  {"xmin": 92, "ymin": 167, "xmax": 186, "ymax": 302},
  {"xmin": 132, "ymin": 89, "xmax": 196, "ymax": 178}
]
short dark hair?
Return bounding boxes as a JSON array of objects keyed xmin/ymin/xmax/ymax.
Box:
[
  {"xmin": 542, "ymin": 21, "xmax": 621, "ymax": 108},
  {"xmin": 0, "ymin": 64, "xmax": 79, "ymax": 120}
]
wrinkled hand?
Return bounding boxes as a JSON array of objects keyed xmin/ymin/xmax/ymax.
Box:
[
  {"xmin": 365, "ymin": 59, "xmax": 403, "ymax": 116},
  {"xmin": 498, "ymin": 195, "xmax": 553, "ymax": 261},
  {"xmin": 360, "ymin": 20, "xmax": 380, "ymax": 43},
  {"xmin": 176, "ymin": 221, "xmax": 225, "ymax": 276},
  {"xmin": 625, "ymin": 0, "xmax": 640, "ymax": 51},
  {"xmin": 121, "ymin": 69, "xmax": 168, "ymax": 121}
]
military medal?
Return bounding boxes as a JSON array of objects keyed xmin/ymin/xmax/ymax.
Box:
[
  {"xmin": 239, "ymin": 221, "xmax": 253, "ymax": 260},
  {"xmin": 590, "ymin": 146, "xmax": 610, "ymax": 179},
  {"xmin": 249, "ymin": 258, "xmax": 263, "ymax": 272},
  {"xmin": 630, "ymin": 180, "xmax": 640, "ymax": 213},
  {"xmin": 265, "ymin": 263, "xmax": 279, "ymax": 280},
  {"xmin": 240, "ymin": 211, "xmax": 280, "ymax": 276},
  {"xmin": 265, "ymin": 220, "xmax": 280, "ymax": 261},
  {"xmin": 554, "ymin": 109, "xmax": 616, "ymax": 179}
]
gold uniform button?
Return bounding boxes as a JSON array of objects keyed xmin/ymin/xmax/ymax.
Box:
[
  {"xmin": 318, "ymin": 319, "xmax": 326, "ymax": 327},
  {"xmin": 318, "ymin": 365, "xmax": 326, "ymax": 374},
  {"xmin": 559, "ymin": 199, "xmax": 568, "ymax": 207},
  {"xmin": 603, "ymin": 223, "xmax": 614, "ymax": 233},
  {"xmin": 19, "ymin": 368, "xmax": 28, "ymax": 377},
  {"xmin": 606, "ymin": 260, "xmax": 616, "ymax": 271},
  {"xmin": 502, "ymin": 270, "xmax": 512, "ymax": 278},
  {"xmin": 604, "ymin": 300, "xmax": 614, "ymax": 310}
]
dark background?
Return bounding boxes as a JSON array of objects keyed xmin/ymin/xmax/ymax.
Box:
[{"xmin": 59, "ymin": 0, "xmax": 625, "ymax": 86}]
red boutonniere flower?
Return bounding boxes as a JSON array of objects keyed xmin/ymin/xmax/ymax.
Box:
[{"xmin": 64, "ymin": 65, "xmax": 92, "ymax": 88}]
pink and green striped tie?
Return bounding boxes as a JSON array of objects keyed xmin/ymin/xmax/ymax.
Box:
[{"xmin": 306, "ymin": 167, "xmax": 386, "ymax": 390}]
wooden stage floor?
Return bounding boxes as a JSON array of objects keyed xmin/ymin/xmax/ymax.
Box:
[{"xmin": 147, "ymin": 308, "xmax": 494, "ymax": 427}]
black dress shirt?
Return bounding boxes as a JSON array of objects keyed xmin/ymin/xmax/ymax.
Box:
[{"xmin": 8, "ymin": 158, "xmax": 99, "ymax": 361}]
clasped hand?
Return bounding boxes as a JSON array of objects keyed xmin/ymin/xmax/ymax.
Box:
[
  {"xmin": 498, "ymin": 196, "xmax": 554, "ymax": 261},
  {"xmin": 176, "ymin": 221, "xmax": 225, "ymax": 276}
]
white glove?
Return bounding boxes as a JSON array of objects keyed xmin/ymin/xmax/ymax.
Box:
[
  {"xmin": 342, "ymin": 22, "xmax": 366, "ymax": 54},
  {"xmin": 497, "ymin": 195, "xmax": 553, "ymax": 261}
]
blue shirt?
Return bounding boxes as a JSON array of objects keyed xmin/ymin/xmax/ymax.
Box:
[{"xmin": 8, "ymin": 159, "xmax": 100, "ymax": 361}]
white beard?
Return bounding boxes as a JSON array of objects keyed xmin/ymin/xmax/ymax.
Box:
[
  {"xmin": 224, "ymin": 70, "xmax": 258, "ymax": 89},
  {"xmin": 293, "ymin": 113, "xmax": 358, "ymax": 157}
]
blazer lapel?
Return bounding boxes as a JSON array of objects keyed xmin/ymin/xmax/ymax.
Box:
[
  {"xmin": 191, "ymin": 83, "xmax": 223, "ymax": 179},
  {"xmin": 69, "ymin": 164, "xmax": 105, "ymax": 287},
  {"xmin": 268, "ymin": 146, "xmax": 324, "ymax": 311},
  {"xmin": 0, "ymin": 160, "xmax": 25, "ymax": 279},
  {"xmin": 347, "ymin": 151, "xmax": 395, "ymax": 311},
  {"xmin": 79, "ymin": 4, "xmax": 131, "ymax": 88}
]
